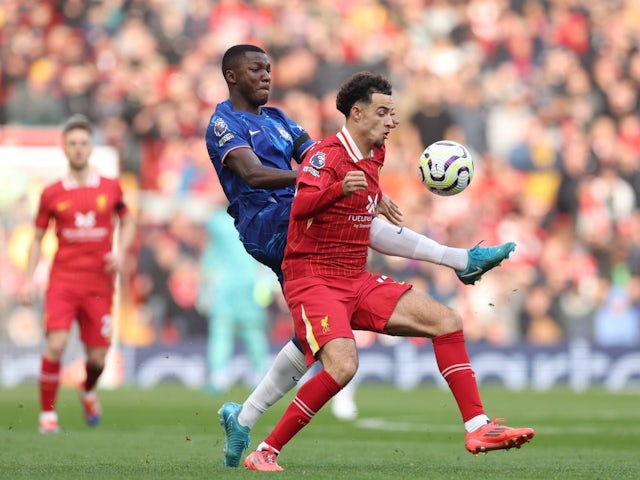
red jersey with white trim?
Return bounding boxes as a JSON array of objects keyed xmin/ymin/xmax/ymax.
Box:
[
  {"xmin": 282, "ymin": 126, "xmax": 385, "ymax": 280},
  {"xmin": 35, "ymin": 171, "xmax": 128, "ymax": 291}
]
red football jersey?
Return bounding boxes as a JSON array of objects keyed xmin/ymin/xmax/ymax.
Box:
[
  {"xmin": 35, "ymin": 171, "xmax": 128, "ymax": 291},
  {"xmin": 282, "ymin": 126, "xmax": 385, "ymax": 280}
]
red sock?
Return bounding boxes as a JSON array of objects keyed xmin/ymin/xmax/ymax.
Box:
[
  {"xmin": 84, "ymin": 362, "xmax": 104, "ymax": 392},
  {"xmin": 39, "ymin": 357, "xmax": 60, "ymax": 412},
  {"xmin": 265, "ymin": 369, "xmax": 342, "ymax": 452},
  {"xmin": 432, "ymin": 330, "xmax": 484, "ymax": 422}
]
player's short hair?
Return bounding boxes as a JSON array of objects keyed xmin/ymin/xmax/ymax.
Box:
[
  {"xmin": 62, "ymin": 114, "xmax": 93, "ymax": 135},
  {"xmin": 221, "ymin": 44, "xmax": 266, "ymax": 75},
  {"xmin": 336, "ymin": 72, "xmax": 392, "ymax": 118}
]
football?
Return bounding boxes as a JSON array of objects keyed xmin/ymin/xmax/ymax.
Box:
[{"xmin": 418, "ymin": 140, "xmax": 474, "ymax": 196}]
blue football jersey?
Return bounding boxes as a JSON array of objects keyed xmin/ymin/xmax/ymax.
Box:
[{"xmin": 205, "ymin": 100, "xmax": 315, "ymax": 237}]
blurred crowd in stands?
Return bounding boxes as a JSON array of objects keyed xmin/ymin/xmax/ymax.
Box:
[{"xmin": 1, "ymin": 0, "xmax": 639, "ymax": 349}]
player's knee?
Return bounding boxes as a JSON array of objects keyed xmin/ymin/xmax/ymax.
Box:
[
  {"xmin": 439, "ymin": 306, "xmax": 463, "ymax": 334},
  {"xmin": 45, "ymin": 337, "xmax": 67, "ymax": 359},
  {"xmin": 323, "ymin": 353, "xmax": 358, "ymax": 386},
  {"xmin": 327, "ymin": 363, "xmax": 357, "ymax": 387},
  {"xmin": 86, "ymin": 348, "xmax": 108, "ymax": 367},
  {"xmin": 44, "ymin": 344, "xmax": 65, "ymax": 360},
  {"xmin": 415, "ymin": 304, "xmax": 462, "ymax": 337}
]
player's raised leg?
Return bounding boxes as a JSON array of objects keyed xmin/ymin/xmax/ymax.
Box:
[{"xmin": 368, "ymin": 220, "xmax": 516, "ymax": 286}]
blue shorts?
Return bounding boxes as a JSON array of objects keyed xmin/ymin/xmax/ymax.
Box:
[{"xmin": 240, "ymin": 200, "xmax": 291, "ymax": 288}]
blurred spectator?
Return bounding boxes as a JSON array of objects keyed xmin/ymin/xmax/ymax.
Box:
[
  {"xmin": 408, "ymin": 74, "xmax": 454, "ymax": 151},
  {"xmin": 594, "ymin": 282, "xmax": 640, "ymax": 347},
  {"xmin": 133, "ymin": 227, "xmax": 185, "ymax": 345},
  {"xmin": 519, "ymin": 283, "xmax": 564, "ymax": 346},
  {"xmin": 5, "ymin": 59, "xmax": 67, "ymax": 125}
]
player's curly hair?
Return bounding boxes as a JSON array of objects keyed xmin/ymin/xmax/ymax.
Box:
[{"xmin": 336, "ymin": 71, "xmax": 392, "ymax": 118}]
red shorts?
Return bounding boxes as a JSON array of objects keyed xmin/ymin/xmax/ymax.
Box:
[
  {"xmin": 284, "ymin": 271, "xmax": 412, "ymax": 366},
  {"xmin": 44, "ymin": 283, "xmax": 113, "ymax": 348}
]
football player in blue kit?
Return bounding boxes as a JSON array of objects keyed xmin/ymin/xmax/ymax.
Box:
[{"xmin": 205, "ymin": 44, "xmax": 517, "ymax": 467}]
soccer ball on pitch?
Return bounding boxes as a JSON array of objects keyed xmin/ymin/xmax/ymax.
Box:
[{"xmin": 418, "ymin": 140, "xmax": 474, "ymax": 196}]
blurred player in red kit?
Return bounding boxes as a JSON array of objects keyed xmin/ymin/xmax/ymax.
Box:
[{"xmin": 21, "ymin": 114, "xmax": 136, "ymax": 434}]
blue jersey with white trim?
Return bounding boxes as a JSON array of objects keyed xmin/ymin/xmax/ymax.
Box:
[{"xmin": 205, "ymin": 99, "xmax": 314, "ymax": 237}]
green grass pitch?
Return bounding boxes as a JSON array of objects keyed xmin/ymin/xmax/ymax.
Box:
[{"xmin": 1, "ymin": 385, "xmax": 639, "ymax": 479}]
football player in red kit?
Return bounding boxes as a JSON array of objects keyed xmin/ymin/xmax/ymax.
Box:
[
  {"xmin": 21, "ymin": 114, "xmax": 136, "ymax": 434},
  {"xmin": 243, "ymin": 72, "xmax": 534, "ymax": 471}
]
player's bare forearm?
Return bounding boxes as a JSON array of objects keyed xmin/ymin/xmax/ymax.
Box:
[
  {"xmin": 21, "ymin": 229, "xmax": 45, "ymax": 304},
  {"xmin": 242, "ymin": 165, "xmax": 297, "ymax": 189},
  {"xmin": 227, "ymin": 149, "xmax": 297, "ymax": 188},
  {"xmin": 105, "ymin": 214, "xmax": 136, "ymax": 273},
  {"xmin": 118, "ymin": 213, "xmax": 136, "ymax": 257}
]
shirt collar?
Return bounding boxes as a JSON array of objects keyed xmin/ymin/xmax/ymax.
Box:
[
  {"xmin": 61, "ymin": 170, "xmax": 101, "ymax": 190},
  {"xmin": 337, "ymin": 126, "xmax": 372, "ymax": 163}
]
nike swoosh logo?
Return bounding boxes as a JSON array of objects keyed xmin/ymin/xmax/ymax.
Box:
[
  {"xmin": 57, "ymin": 201, "xmax": 71, "ymax": 211},
  {"xmin": 249, "ymin": 129, "xmax": 261, "ymax": 135},
  {"xmin": 292, "ymin": 376, "xmax": 300, "ymax": 383},
  {"xmin": 458, "ymin": 267, "xmax": 484, "ymax": 278}
]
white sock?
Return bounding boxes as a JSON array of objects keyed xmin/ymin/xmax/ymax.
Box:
[
  {"xmin": 465, "ymin": 414, "xmax": 491, "ymax": 433},
  {"xmin": 442, "ymin": 247, "xmax": 468, "ymax": 271},
  {"xmin": 369, "ymin": 218, "xmax": 468, "ymax": 270},
  {"xmin": 237, "ymin": 340, "xmax": 308, "ymax": 428},
  {"xmin": 39, "ymin": 411, "xmax": 58, "ymax": 421},
  {"xmin": 257, "ymin": 441, "xmax": 279, "ymax": 454}
]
